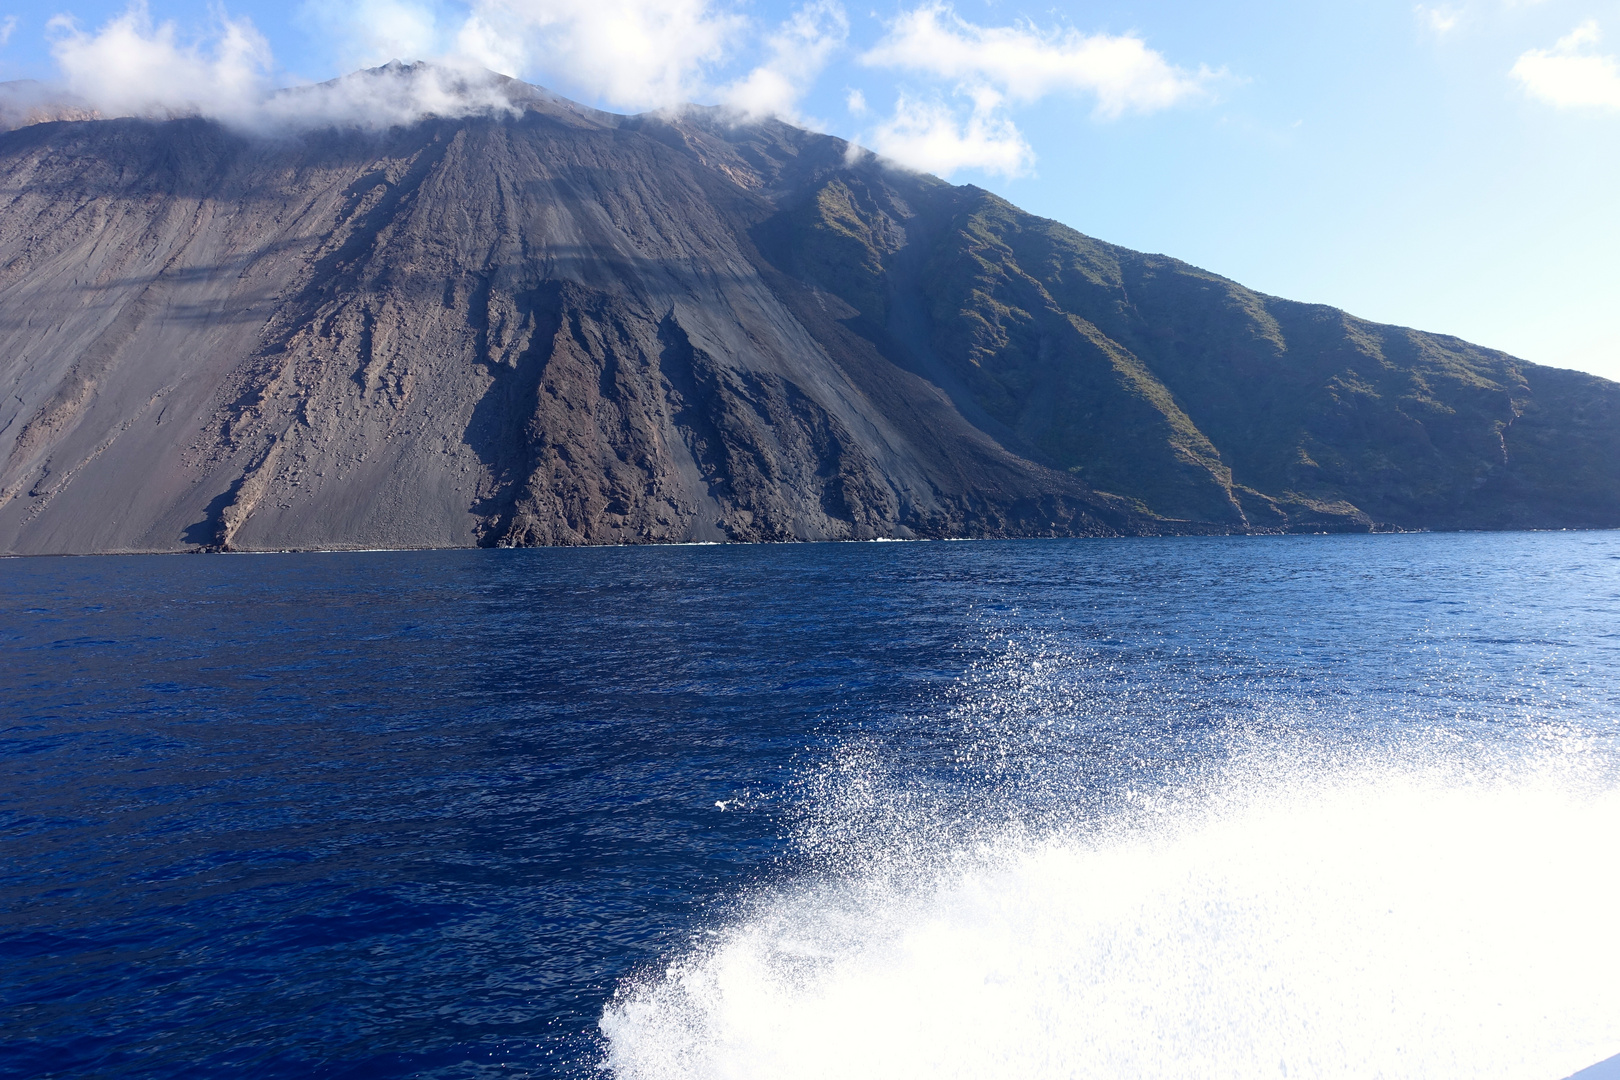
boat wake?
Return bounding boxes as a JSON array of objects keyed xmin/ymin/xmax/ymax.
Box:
[{"xmin": 601, "ymin": 636, "xmax": 1620, "ymax": 1079}]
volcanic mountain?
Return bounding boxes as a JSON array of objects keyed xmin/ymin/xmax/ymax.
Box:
[{"xmin": 1, "ymin": 67, "xmax": 1615, "ymax": 554}]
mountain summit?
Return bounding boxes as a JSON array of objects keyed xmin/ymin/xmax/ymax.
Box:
[{"xmin": 1, "ymin": 70, "xmax": 1615, "ymax": 554}]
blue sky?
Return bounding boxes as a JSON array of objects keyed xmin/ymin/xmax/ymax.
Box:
[{"xmin": 2, "ymin": 0, "xmax": 1617, "ymax": 381}]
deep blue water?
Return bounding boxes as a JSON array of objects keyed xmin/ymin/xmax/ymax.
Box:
[{"xmin": 3, "ymin": 534, "xmax": 1619, "ymax": 1079}]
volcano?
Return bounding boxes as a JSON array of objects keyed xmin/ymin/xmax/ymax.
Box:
[{"xmin": 1, "ymin": 66, "xmax": 1615, "ymax": 554}]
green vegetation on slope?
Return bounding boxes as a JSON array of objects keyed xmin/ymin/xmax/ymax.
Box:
[{"xmin": 778, "ymin": 170, "xmax": 1619, "ymax": 532}]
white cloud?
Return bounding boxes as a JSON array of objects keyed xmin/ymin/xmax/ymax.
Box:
[
  {"xmin": 453, "ymin": 0, "xmax": 745, "ymax": 109},
  {"xmin": 866, "ymin": 91, "xmax": 1032, "ymax": 178},
  {"xmin": 0, "ymin": 15, "xmax": 17, "ymax": 47},
  {"xmin": 41, "ymin": 3, "xmax": 526, "ymax": 132},
  {"xmin": 47, "ymin": 2, "xmax": 272, "ymax": 126},
  {"xmin": 861, "ymin": 2, "xmax": 1208, "ymax": 120},
  {"xmin": 449, "ymin": 14, "xmax": 526, "ymax": 79},
  {"xmin": 260, "ymin": 61, "xmax": 526, "ymax": 129},
  {"xmin": 854, "ymin": 3, "xmax": 1205, "ymax": 178},
  {"xmin": 26, "ymin": 0, "xmax": 1216, "ymax": 158},
  {"xmin": 721, "ymin": 0, "xmax": 847, "ymax": 120},
  {"xmin": 1415, "ymin": 5, "xmax": 1462, "ymax": 35},
  {"xmin": 0, "ymin": 77, "xmax": 96, "ymax": 129},
  {"xmin": 1512, "ymin": 21, "xmax": 1620, "ymax": 110},
  {"xmin": 35, "ymin": 0, "xmax": 750, "ymax": 130},
  {"xmin": 298, "ymin": 0, "xmax": 442, "ymax": 71}
]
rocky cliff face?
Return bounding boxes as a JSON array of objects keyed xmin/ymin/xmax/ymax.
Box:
[{"xmin": 1, "ymin": 72, "xmax": 1615, "ymax": 554}]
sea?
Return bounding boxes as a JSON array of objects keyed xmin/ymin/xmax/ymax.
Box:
[{"xmin": 3, "ymin": 532, "xmax": 1619, "ymax": 1080}]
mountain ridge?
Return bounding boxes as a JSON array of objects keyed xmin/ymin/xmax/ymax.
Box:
[{"xmin": 0, "ymin": 69, "xmax": 1614, "ymax": 554}]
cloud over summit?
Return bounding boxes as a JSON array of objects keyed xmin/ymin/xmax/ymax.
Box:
[
  {"xmin": 14, "ymin": 0, "xmax": 1214, "ymax": 176},
  {"xmin": 48, "ymin": 3, "xmax": 273, "ymax": 128},
  {"xmin": 28, "ymin": 0, "xmax": 833, "ymax": 131},
  {"xmin": 455, "ymin": 0, "xmax": 745, "ymax": 109},
  {"xmin": 41, "ymin": 6, "xmax": 532, "ymax": 134}
]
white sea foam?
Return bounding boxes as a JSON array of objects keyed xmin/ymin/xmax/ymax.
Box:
[{"xmin": 601, "ymin": 748, "xmax": 1620, "ymax": 1079}]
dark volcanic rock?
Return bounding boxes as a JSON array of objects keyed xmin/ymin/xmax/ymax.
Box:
[{"xmin": 0, "ymin": 75, "xmax": 1615, "ymax": 553}]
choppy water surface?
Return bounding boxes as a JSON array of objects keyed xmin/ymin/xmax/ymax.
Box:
[{"xmin": 3, "ymin": 533, "xmax": 1619, "ymax": 1079}]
